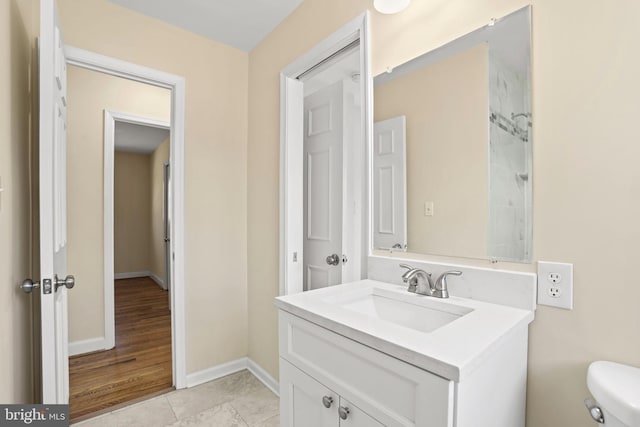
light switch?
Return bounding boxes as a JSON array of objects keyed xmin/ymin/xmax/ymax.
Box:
[{"xmin": 424, "ymin": 201, "xmax": 434, "ymax": 216}]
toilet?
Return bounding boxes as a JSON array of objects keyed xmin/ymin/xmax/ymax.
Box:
[{"xmin": 586, "ymin": 361, "xmax": 640, "ymax": 426}]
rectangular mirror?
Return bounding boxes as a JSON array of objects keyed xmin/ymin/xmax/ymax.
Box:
[{"xmin": 372, "ymin": 6, "xmax": 532, "ymax": 263}]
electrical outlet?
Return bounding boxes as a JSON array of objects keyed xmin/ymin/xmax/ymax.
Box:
[
  {"xmin": 548, "ymin": 273, "xmax": 561, "ymax": 284},
  {"xmin": 537, "ymin": 261, "xmax": 573, "ymax": 310},
  {"xmin": 548, "ymin": 286, "xmax": 561, "ymax": 297}
]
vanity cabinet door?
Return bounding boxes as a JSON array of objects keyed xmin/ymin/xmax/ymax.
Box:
[
  {"xmin": 280, "ymin": 359, "xmax": 338, "ymax": 427},
  {"xmin": 338, "ymin": 397, "xmax": 384, "ymax": 427}
]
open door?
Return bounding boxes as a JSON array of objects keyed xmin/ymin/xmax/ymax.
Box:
[
  {"xmin": 20, "ymin": 0, "xmax": 74, "ymax": 404},
  {"xmin": 303, "ymin": 81, "xmax": 344, "ymax": 291},
  {"xmin": 373, "ymin": 116, "xmax": 407, "ymax": 251}
]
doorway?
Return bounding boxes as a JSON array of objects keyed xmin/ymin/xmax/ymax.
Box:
[
  {"xmin": 59, "ymin": 47, "xmax": 186, "ymax": 418},
  {"xmin": 279, "ymin": 13, "xmax": 372, "ymax": 296},
  {"xmin": 65, "ymin": 66, "xmax": 174, "ymax": 419},
  {"xmin": 301, "ymin": 47, "xmax": 362, "ymax": 291}
]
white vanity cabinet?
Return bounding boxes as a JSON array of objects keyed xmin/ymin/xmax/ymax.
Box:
[{"xmin": 277, "ymin": 292, "xmax": 531, "ymax": 427}]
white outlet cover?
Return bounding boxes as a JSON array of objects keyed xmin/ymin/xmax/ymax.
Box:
[{"xmin": 537, "ymin": 261, "xmax": 573, "ymax": 310}]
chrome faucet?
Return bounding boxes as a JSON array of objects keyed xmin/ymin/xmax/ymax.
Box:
[
  {"xmin": 400, "ymin": 264, "xmax": 434, "ymax": 295},
  {"xmin": 399, "ymin": 264, "xmax": 462, "ymax": 299},
  {"xmin": 433, "ymin": 270, "xmax": 462, "ymax": 298}
]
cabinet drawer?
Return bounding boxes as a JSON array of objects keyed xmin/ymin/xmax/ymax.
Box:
[{"xmin": 279, "ymin": 311, "xmax": 453, "ymax": 427}]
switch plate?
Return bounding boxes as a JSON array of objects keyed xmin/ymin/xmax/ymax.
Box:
[
  {"xmin": 424, "ymin": 201, "xmax": 434, "ymax": 216},
  {"xmin": 537, "ymin": 261, "xmax": 573, "ymax": 310}
]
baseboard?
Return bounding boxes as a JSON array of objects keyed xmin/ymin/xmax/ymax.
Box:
[
  {"xmin": 247, "ymin": 358, "xmax": 280, "ymax": 396},
  {"xmin": 186, "ymin": 358, "xmax": 248, "ymax": 388},
  {"xmin": 114, "ymin": 271, "xmax": 151, "ymax": 280},
  {"xmin": 150, "ymin": 272, "xmax": 166, "ymax": 289},
  {"xmin": 185, "ymin": 358, "xmax": 279, "ymax": 396},
  {"xmin": 69, "ymin": 336, "xmax": 109, "ymax": 356}
]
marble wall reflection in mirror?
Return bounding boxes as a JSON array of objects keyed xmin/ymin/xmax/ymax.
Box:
[{"xmin": 372, "ymin": 6, "xmax": 532, "ymax": 263}]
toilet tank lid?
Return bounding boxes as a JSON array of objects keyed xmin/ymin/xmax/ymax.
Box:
[{"xmin": 588, "ymin": 361, "xmax": 640, "ymax": 425}]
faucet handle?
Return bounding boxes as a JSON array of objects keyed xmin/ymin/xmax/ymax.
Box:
[
  {"xmin": 433, "ymin": 270, "xmax": 462, "ymax": 298},
  {"xmin": 399, "ymin": 264, "xmax": 414, "ymax": 282},
  {"xmin": 399, "ymin": 264, "xmax": 418, "ymax": 292},
  {"xmin": 441, "ymin": 270, "xmax": 462, "ymax": 278}
]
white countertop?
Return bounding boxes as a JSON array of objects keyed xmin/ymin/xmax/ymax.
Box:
[{"xmin": 275, "ymin": 279, "xmax": 535, "ymax": 382}]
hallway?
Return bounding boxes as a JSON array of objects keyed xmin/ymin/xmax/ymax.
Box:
[{"xmin": 69, "ymin": 277, "xmax": 172, "ymax": 420}]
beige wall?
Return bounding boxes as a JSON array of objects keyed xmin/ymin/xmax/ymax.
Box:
[
  {"xmin": 248, "ymin": 1, "xmax": 640, "ymax": 426},
  {"xmin": 5, "ymin": 0, "xmax": 637, "ymax": 423},
  {"xmin": 66, "ymin": 65, "xmax": 171, "ymax": 343},
  {"xmin": 114, "ymin": 152, "xmax": 152, "ymax": 274},
  {"xmin": 0, "ymin": 0, "xmax": 38, "ymax": 403},
  {"xmin": 59, "ymin": 0, "xmax": 249, "ymax": 372},
  {"xmin": 150, "ymin": 138, "xmax": 170, "ymax": 285},
  {"xmin": 374, "ymin": 43, "xmax": 488, "ymax": 258}
]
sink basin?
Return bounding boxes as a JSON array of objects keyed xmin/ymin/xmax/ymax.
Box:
[{"xmin": 325, "ymin": 287, "xmax": 473, "ymax": 333}]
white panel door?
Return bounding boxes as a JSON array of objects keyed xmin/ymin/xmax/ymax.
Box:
[
  {"xmin": 39, "ymin": 0, "xmax": 71, "ymax": 403},
  {"xmin": 303, "ymin": 81, "xmax": 343, "ymax": 291},
  {"xmin": 280, "ymin": 359, "xmax": 338, "ymax": 427},
  {"xmin": 373, "ymin": 116, "xmax": 407, "ymax": 250}
]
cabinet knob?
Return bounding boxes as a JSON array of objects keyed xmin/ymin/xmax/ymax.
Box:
[
  {"xmin": 322, "ymin": 396, "xmax": 333, "ymax": 408},
  {"xmin": 339, "ymin": 406, "xmax": 350, "ymax": 420}
]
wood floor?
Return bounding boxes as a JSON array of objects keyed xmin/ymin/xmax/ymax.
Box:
[{"xmin": 69, "ymin": 277, "xmax": 172, "ymax": 421}]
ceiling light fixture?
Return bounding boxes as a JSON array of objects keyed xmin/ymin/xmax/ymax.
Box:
[{"xmin": 374, "ymin": 0, "xmax": 411, "ymax": 14}]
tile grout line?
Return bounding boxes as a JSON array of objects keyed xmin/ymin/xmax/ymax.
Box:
[
  {"xmin": 161, "ymin": 395, "xmax": 180, "ymax": 426},
  {"xmin": 227, "ymin": 401, "xmax": 251, "ymax": 427}
]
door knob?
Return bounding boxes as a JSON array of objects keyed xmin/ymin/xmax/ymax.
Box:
[
  {"xmin": 339, "ymin": 406, "xmax": 350, "ymax": 420},
  {"xmin": 55, "ymin": 274, "xmax": 75, "ymax": 291},
  {"xmin": 326, "ymin": 254, "xmax": 340, "ymax": 266},
  {"xmin": 20, "ymin": 279, "xmax": 40, "ymax": 294},
  {"xmin": 322, "ymin": 396, "xmax": 333, "ymax": 408}
]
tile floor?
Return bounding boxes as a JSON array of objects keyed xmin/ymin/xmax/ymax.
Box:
[{"xmin": 73, "ymin": 370, "xmax": 280, "ymax": 427}]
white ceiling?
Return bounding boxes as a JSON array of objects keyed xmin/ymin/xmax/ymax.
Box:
[
  {"xmin": 115, "ymin": 122, "xmax": 170, "ymax": 154},
  {"xmin": 108, "ymin": 0, "xmax": 305, "ymax": 52}
]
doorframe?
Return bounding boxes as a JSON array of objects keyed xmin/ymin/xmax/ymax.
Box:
[
  {"xmin": 103, "ymin": 110, "xmax": 171, "ymax": 347},
  {"xmin": 279, "ymin": 12, "xmax": 372, "ymax": 296},
  {"xmin": 65, "ymin": 46, "xmax": 187, "ymax": 389}
]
